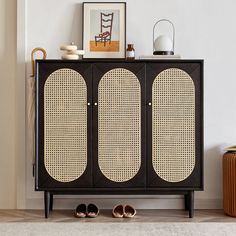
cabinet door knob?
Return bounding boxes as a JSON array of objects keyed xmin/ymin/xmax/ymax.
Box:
[
  {"xmin": 94, "ymin": 102, "xmax": 98, "ymax": 106},
  {"xmin": 148, "ymin": 102, "xmax": 152, "ymax": 106},
  {"xmin": 87, "ymin": 102, "xmax": 91, "ymax": 106}
]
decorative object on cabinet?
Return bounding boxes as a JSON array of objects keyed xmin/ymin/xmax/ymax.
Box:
[
  {"xmin": 82, "ymin": 2, "xmax": 126, "ymax": 59},
  {"xmin": 153, "ymin": 19, "xmax": 175, "ymax": 55},
  {"xmin": 126, "ymin": 44, "xmax": 135, "ymax": 60},
  {"xmin": 35, "ymin": 59, "xmax": 204, "ymax": 219},
  {"xmin": 60, "ymin": 43, "xmax": 85, "ymax": 60}
]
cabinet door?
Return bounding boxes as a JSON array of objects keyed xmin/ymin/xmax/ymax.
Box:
[
  {"xmin": 36, "ymin": 62, "xmax": 92, "ymax": 189},
  {"xmin": 93, "ymin": 63, "xmax": 146, "ymax": 187},
  {"xmin": 146, "ymin": 62, "xmax": 203, "ymax": 189}
]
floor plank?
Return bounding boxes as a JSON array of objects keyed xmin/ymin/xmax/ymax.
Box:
[{"xmin": 0, "ymin": 210, "xmax": 235, "ymax": 222}]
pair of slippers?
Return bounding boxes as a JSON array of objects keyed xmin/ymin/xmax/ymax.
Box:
[
  {"xmin": 75, "ymin": 203, "xmax": 99, "ymax": 218},
  {"xmin": 112, "ymin": 204, "xmax": 136, "ymax": 218}
]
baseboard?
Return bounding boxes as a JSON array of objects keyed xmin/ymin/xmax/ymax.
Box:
[{"xmin": 25, "ymin": 197, "xmax": 223, "ymax": 210}]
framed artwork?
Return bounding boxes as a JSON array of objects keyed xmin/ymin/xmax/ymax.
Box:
[{"xmin": 83, "ymin": 2, "xmax": 126, "ymax": 59}]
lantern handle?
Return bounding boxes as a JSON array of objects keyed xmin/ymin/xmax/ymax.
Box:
[{"xmin": 153, "ymin": 19, "xmax": 175, "ymax": 53}]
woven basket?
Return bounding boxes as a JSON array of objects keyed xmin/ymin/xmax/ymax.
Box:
[{"xmin": 223, "ymin": 152, "xmax": 236, "ymax": 217}]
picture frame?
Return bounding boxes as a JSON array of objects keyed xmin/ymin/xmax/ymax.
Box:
[{"xmin": 82, "ymin": 2, "xmax": 126, "ymax": 59}]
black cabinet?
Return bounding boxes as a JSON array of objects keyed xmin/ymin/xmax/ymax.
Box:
[{"xmin": 35, "ymin": 59, "xmax": 204, "ymax": 218}]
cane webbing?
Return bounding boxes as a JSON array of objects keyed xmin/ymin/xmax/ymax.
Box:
[
  {"xmin": 44, "ymin": 68, "xmax": 87, "ymax": 182},
  {"xmin": 152, "ymin": 68, "xmax": 195, "ymax": 183},
  {"xmin": 98, "ymin": 68, "xmax": 141, "ymax": 182}
]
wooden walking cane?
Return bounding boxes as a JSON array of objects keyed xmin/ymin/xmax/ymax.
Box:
[{"xmin": 31, "ymin": 47, "xmax": 47, "ymax": 77}]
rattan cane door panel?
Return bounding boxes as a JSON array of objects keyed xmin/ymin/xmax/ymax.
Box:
[
  {"xmin": 146, "ymin": 62, "xmax": 203, "ymax": 189},
  {"xmin": 98, "ymin": 68, "xmax": 141, "ymax": 182},
  {"xmin": 152, "ymin": 68, "xmax": 195, "ymax": 183},
  {"xmin": 44, "ymin": 68, "xmax": 87, "ymax": 182}
]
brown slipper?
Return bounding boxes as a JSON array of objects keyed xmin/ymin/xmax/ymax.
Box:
[
  {"xmin": 112, "ymin": 204, "xmax": 124, "ymax": 218},
  {"xmin": 123, "ymin": 205, "xmax": 136, "ymax": 218},
  {"xmin": 87, "ymin": 203, "xmax": 99, "ymax": 218},
  {"xmin": 75, "ymin": 204, "xmax": 87, "ymax": 218}
]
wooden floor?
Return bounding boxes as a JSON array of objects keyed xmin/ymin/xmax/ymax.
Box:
[{"xmin": 0, "ymin": 210, "xmax": 236, "ymax": 222}]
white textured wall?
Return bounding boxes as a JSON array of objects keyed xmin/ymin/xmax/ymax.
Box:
[
  {"xmin": 2, "ymin": 0, "xmax": 236, "ymax": 209},
  {"xmin": 0, "ymin": 0, "xmax": 16, "ymax": 209}
]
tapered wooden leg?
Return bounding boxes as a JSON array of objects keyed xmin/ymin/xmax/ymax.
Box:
[
  {"xmin": 44, "ymin": 191, "xmax": 50, "ymax": 218},
  {"xmin": 49, "ymin": 193, "xmax": 53, "ymax": 211},
  {"xmin": 189, "ymin": 191, "xmax": 194, "ymax": 218},
  {"xmin": 184, "ymin": 194, "xmax": 189, "ymax": 211}
]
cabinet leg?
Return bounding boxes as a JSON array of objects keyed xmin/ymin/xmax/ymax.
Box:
[
  {"xmin": 44, "ymin": 191, "xmax": 50, "ymax": 218},
  {"xmin": 49, "ymin": 193, "xmax": 53, "ymax": 211},
  {"xmin": 188, "ymin": 191, "xmax": 194, "ymax": 218},
  {"xmin": 184, "ymin": 194, "xmax": 189, "ymax": 211}
]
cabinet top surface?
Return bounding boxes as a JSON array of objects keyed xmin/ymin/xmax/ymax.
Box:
[{"xmin": 36, "ymin": 59, "xmax": 204, "ymax": 64}]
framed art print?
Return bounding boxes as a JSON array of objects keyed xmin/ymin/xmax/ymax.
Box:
[{"xmin": 83, "ymin": 2, "xmax": 126, "ymax": 59}]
